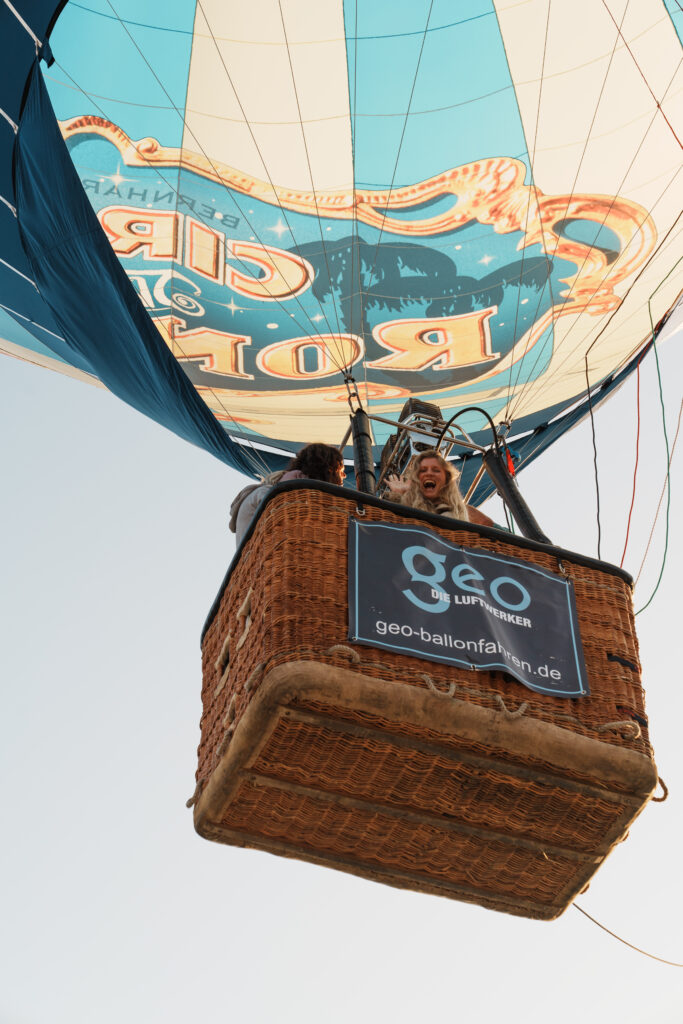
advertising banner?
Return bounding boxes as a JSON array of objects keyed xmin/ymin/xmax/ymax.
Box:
[{"xmin": 348, "ymin": 520, "xmax": 588, "ymax": 698}]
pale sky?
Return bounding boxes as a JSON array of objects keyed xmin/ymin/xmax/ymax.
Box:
[{"xmin": 1, "ymin": 316, "xmax": 682, "ymax": 1023}]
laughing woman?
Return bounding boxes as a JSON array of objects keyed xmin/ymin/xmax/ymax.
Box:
[{"xmin": 386, "ymin": 449, "xmax": 493, "ymax": 527}]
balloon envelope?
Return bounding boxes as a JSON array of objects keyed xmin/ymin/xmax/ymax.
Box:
[{"xmin": 1, "ymin": 0, "xmax": 681, "ymax": 490}]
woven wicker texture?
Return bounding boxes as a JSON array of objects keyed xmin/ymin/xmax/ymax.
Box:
[
  {"xmin": 199, "ymin": 488, "xmax": 649, "ymax": 781},
  {"xmin": 250, "ymin": 714, "xmax": 629, "ymax": 853},
  {"xmin": 194, "ymin": 487, "xmax": 656, "ymax": 918},
  {"xmin": 219, "ymin": 777, "xmax": 580, "ymax": 907}
]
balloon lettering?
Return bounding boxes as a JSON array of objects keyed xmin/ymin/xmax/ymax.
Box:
[
  {"xmin": 368, "ymin": 310, "xmax": 499, "ymax": 371},
  {"xmin": 401, "ymin": 544, "xmax": 532, "ymax": 614},
  {"xmin": 401, "ymin": 546, "xmax": 450, "ymax": 612}
]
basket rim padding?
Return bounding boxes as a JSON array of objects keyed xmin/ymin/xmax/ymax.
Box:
[
  {"xmin": 204, "ymin": 481, "xmax": 634, "ymax": 641},
  {"xmin": 194, "ymin": 660, "xmax": 657, "ymax": 919},
  {"xmin": 194, "ymin": 660, "xmax": 657, "ymax": 829}
]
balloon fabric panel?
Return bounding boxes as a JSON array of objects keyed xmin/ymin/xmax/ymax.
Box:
[{"xmin": 0, "ymin": 0, "xmax": 680, "ymax": 488}]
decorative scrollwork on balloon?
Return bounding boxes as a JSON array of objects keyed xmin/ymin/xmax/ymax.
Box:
[{"xmin": 171, "ymin": 292, "xmax": 205, "ymax": 317}]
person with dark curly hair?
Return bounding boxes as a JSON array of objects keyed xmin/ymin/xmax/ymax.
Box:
[
  {"xmin": 230, "ymin": 442, "xmax": 346, "ymax": 546},
  {"xmin": 288, "ymin": 443, "xmax": 346, "ymax": 485}
]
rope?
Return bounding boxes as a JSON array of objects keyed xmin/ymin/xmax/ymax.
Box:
[
  {"xmin": 635, "ymin": 396, "xmax": 683, "ymax": 586},
  {"xmin": 599, "ymin": 0, "xmax": 682, "ymax": 148},
  {"xmin": 494, "ymin": 694, "xmax": 528, "ymax": 719},
  {"xmin": 493, "ymin": 336, "xmax": 655, "ymax": 499},
  {"xmin": 193, "ymin": 1, "xmax": 342, "ymax": 352},
  {"xmin": 585, "ymin": 354, "xmax": 602, "ymax": 559},
  {"xmin": 503, "ymin": 0, "xmax": 555, "ymax": 415},
  {"xmin": 107, "ymin": 0, "xmax": 366, "ymax": 401},
  {"xmin": 508, "ymin": 227, "xmax": 682, "ymax": 557},
  {"xmin": 213, "ymin": 728, "xmax": 234, "ymax": 765},
  {"xmin": 635, "ymin": 372, "xmax": 672, "ymax": 597},
  {"xmin": 574, "ymin": 904, "xmax": 683, "ymax": 967},
  {"xmin": 505, "ymin": 0, "xmax": 646, "ymax": 419},
  {"xmin": 185, "ymin": 779, "xmax": 203, "ymax": 808},
  {"xmin": 214, "ymin": 632, "xmax": 231, "ymax": 675},
  {"xmin": 222, "ymin": 694, "xmax": 237, "ymax": 728},
  {"xmin": 422, "ymin": 673, "xmax": 457, "ymax": 698},
  {"xmin": 505, "ymin": 98, "xmax": 682, "ymax": 424},
  {"xmin": 652, "ymin": 776, "xmax": 669, "ymax": 803},
  {"xmin": 635, "ymin": 273, "xmax": 680, "ymax": 612},
  {"xmin": 365, "ymin": 0, "xmax": 435, "ymax": 287},
  {"xmin": 531, "ymin": 204, "xmax": 682, "ymax": 413},
  {"xmin": 243, "ymin": 663, "xmax": 266, "ymax": 693},
  {"xmin": 594, "ymin": 719, "xmax": 641, "ymax": 740},
  {"xmin": 213, "ymin": 665, "xmax": 230, "ymax": 699},
  {"xmin": 276, "ymin": 0, "xmax": 347, "ymax": 363},
  {"xmin": 326, "ymin": 644, "xmax": 361, "ymax": 664},
  {"xmin": 620, "ymin": 359, "xmax": 641, "ymax": 567},
  {"xmin": 101, "ymin": 2, "xmax": 343, "ymax": 366},
  {"xmin": 351, "ymin": 0, "xmax": 371, "ymax": 412},
  {"xmin": 350, "ymin": 0, "xmax": 359, "ymax": 343},
  {"xmin": 53, "ymin": 60, "xmax": 277, "ymax": 479}
]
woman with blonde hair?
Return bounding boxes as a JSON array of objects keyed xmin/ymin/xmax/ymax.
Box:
[{"xmin": 386, "ymin": 449, "xmax": 493, "ymax": 526}]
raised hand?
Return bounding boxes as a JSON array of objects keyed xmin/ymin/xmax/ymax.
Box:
[{"xmin": 386, "ymin": 474, "xmax": 410, "ymax": 495}]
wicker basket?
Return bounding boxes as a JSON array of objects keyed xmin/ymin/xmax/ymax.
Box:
[{"xmin": 194, "ymin": 482, "xmax": 657, "ymax": 920}]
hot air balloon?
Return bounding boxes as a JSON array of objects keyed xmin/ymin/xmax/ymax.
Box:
[{"xmin": 1, "ymin": 0, "xmax": 681, "ymax": 918}]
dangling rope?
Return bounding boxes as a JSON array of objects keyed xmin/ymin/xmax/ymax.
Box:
[
  {"xmin": 634, "ymin": 347, "xmax": 672, "ymax": 613},
  {"xmin": 574, "ymin": 904, "xmax": 683, "ymax": 967},
  {"xmin": 635, "ymin": 396, "xmax": 683, "ymax": 588},
  {"xmin": 634, "ymin": 272, "xmax": 681, "ymax": 612}
]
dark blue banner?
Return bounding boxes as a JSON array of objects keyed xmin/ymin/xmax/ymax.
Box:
[{"xmin": 348, "ymin": 520, "xmax": 588, "ymax": 698}]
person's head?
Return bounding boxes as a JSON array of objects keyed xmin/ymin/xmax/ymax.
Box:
[
  {"xmin": 404, "ymin": 449, "xmax": 467, "ymax": 517},
  {"xmin": 289, "ymin": 443, "xmax": 346, "ymax": 486}
]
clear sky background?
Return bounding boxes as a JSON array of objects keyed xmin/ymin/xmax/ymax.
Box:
[{"xmin": 1, "ymin": 312, "xmax": 682, "ymax": 1023}]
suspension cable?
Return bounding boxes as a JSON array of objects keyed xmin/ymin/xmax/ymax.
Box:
[
  {"xmin": 504, "ymin": 0, "xmax": 555, "ymax": 416},
  {"xmin": 102, "ymin": 0, "xmax": 347, "ymax": 365},
  {"xmin": 585, "ymin": 354, "xmax": 602, "ymax": 559},
  {"xmin": 364, "ymin": 0, "xmax": 435, "ymax": 288},
  {"xmin": 504, "ymin": 0, "xmax": 631, "ymax": 417},
  {"xmin": 276, "ymin": 0, "xmax": 348, "ymax": 369},
  {"xmin": 53, "ymin": 61, "xmax": 277, "ymax": 477},
  {"xmin": 635, "ymin": 297, "xmax": 675, "ymax": 614},
  {"xmin": 635, "ymin": 395, "xmax": 682, "ymax": 588},
  {"xmin": 505, "ymin": 54, "xmax": 682, "ymax": 423},
  {"xmin": 195, "ymin": 0, "xmax": 344, "ymax": 354},
  {"xmin": 620, "ymin": 359, "xmax": 641, "ymax": 567}
]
